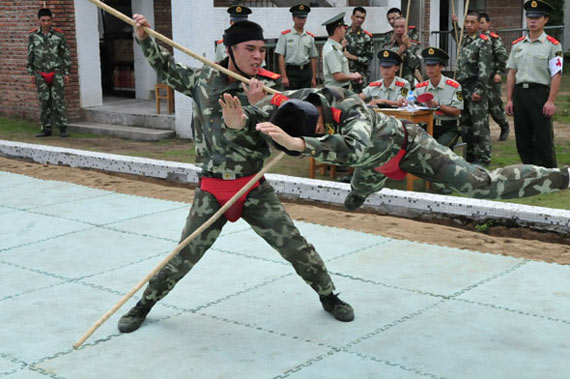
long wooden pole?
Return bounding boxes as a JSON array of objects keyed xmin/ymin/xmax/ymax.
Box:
[
  {"xmin": 451, "ymin": 0, "xmax": 459, "ymax": 48},
  {"xmin": 73, "ymin": 151, "xmax": 286, "ymax": 349},
  {"xmin": 399, "ymin": 0, "xmax": 412, "ymax": 77},
  {"xmin": 74, "ymin": 0, "xmax": 286, "ymax": 349},
  {"xmin": 85, "ymin": 0, "xmax": 278, "ymax": 96},
  {"xmin": 454, "ymin": 0, "xmax": 471, "ymax": 80}
]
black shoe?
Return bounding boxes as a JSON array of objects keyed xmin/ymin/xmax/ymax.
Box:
[
  {"xmin": 118, "ymin": 304, "xmax": 152, "ymax": 333},
  {"xmin": 35, "ymin": 130, "xmax": 52, "ymax": 137},
  {"xmin": 499, "ymin": 126, "xmax": 509, "ymax": 141},
  {"xmin": 319, "ymin": 293, "xmax": 354, "ymax": 322},
  {"xmin": 338, "ymin": 175, "xmax": 352, "ymax": 184},
  {"xmin": 344, "ymin": 193, "xmax": 365, "ymax": 211},
  {"xmin": 60, "ymin": 131, "xmax": 70, "ymax": 138}
]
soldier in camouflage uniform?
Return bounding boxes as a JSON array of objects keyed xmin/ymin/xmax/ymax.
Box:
[
  {"xmin": 479, "ymin": 13, "xmax": 510, "ymax": 141},
  {"xmin": 227, "ymin": 87, "xmax": 569, "ymax": 211},
  {"xmin": 381, "ymin": 17, "xmax": 421, "ymax": 88},
  {"xmin": 359, "ymin": 50, "xmax": 410, "ymax": 108},
  {"xmin": 27, "ymin": 8, "xmax": 71, "ymax": 138},
  {"xmin": 453, "ymin": 11, "xmax": 493, "ymax": 166},
  {"xmin": 117, "ymin": 15, "xmax": 354, "ymax": 334},
  {"xmin": 378, "ymin": 7, "xmax": 420, "ymax": 46},
  {"xmin": 345, "ymin": 7, "xmax": 374, "ymax": 94}
]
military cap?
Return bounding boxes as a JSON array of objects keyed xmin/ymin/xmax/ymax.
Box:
[
  {"xmin": 377, "ymin": 49, "xmax": 402, "ymax": 67},
  {"xmin": 524, "ymin": 0, "xmax": 552, "ymax": 18},
  {"xmin": 38, "ymin": 8, "xmax": 52, "ymax": 18},
  {"xmin": 270, "ymin": 99, "xmax": 319, "ymax": 156},
  {"xmin": 421, "ymin": 47, "xmax": 449, "ymax": 65},
  {"xmin": 321, "ymin": 12, "xmax": 346, "ymax": 27},
  {"xmin": 227, "ymin": 5, "xmax": 252, "ymax": 22},
  {"xmin": 290, "ymin": 4, "xmax": 311, "ymax": 18},
  {"xmin": 223, "ymin": 20, "xmax": 264, "ymax": 47}
]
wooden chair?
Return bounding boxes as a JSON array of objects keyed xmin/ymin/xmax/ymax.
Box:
[
  {"xmin": 155, "ymin": 83, "xmax": 174, "ymax": 114},
  {"xmin": 309, "ymin": 157, "xmax": 337, "ymax": 179}
]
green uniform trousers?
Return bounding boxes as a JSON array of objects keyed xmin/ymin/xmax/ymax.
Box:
[{"xmin": 34, "ymin": 72, "xmax": 68, "ymax": 132}]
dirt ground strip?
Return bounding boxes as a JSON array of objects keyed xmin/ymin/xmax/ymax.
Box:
[{"xmin": 2, "ymin": 156, "xmax": 569, "ymax": 265}]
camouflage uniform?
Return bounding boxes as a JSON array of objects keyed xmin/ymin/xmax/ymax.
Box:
[
  {"xmin": 243, "ymin": 87, "xmax": 569, "ymax": 206},
  {"xmin": 378, "ymin": 27, "xmax": 420, "ymax": 46},
  {"xmin": 136, "ymin": 37, "xmax": 336, "ymax": 308},
  {"xmin": 455, "ymin": 33, "xmax": 493, "ymax": 165},
  {"xmin": 27, "ymin": 27, "xmax": 71, "ymax": 134},
  {"xmin": 486, "ymin": 31, "xmax": 509, "ymax": 134},
  {"xmin": 382, "ymin": 38, "xmax": 422, "ymax": 88},
  {"xmin": 345, "ymin": 27, "xmax": 374, "ymax": 93}
]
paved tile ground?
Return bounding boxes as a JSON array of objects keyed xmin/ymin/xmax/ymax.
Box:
[{"xmin": 1, "ymin": 171, "xmax": 569, "ymax": 379}]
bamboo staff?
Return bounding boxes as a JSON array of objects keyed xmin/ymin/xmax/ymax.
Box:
[
  {"xmin": 74, "ymin": 0, "xmax": 287, "ymax": 349},
  {"xmin": 399, "ymin": 0, "xmax": 412, "ymax": 77},
  {"xmin": 451, "ymin": 0, "xmax": 459, "ymax": 49},
  {"xmin": 85, "ymin": 0, "xmax": 278, "ymax": 96},
  {"xmin": 454, "ymin": 0, "xmax": 471, "ymax": 79}
]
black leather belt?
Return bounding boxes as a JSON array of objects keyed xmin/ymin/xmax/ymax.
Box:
[
  {"xmin": 286, "ymin": 63, "xmax": 310, "ymax": 70},
  {"xmin": 516, "ymin": 82, "xmax": 549, "ymax": 89},
  {"xmin": 435, "ymin": 119, "xmax": 458, "ymax": 127},
  {"xmin": 201, "ymin": 171, "xmax": 266, "ymax": 183}
]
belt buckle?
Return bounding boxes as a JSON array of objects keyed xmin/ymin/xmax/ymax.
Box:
[
  {"xmin": 522, "ymin": 83, "xmax": 529, "ymax": 89},
  {"xmin": 222, "ymin": 171, "xmax": 236, "ymax": 180},
  {"xmin": 299, "ymin": 64, "xmax": 305, "ymax": 70}
]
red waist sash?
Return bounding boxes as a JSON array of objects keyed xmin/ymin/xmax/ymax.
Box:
[
  {"xmin": 374, "ymin": 124, "xmax": 409, "ymax": 180},
  {"xmin": 200, "ymin": 174, "xmax": 262, "ymax": 222},
  {"xmin": 39, "ymin": 72, "xmax": 55, "ymax": 85}
]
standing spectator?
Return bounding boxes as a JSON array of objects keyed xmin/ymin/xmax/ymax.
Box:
[
  {"xmin": 382, "ymin": 17, "xmax": 421, "ymax": 88},
  {"xmin": 359, "ymin": 50, "xmax": 410, "ymax": 108},
  {"xmin": 479, "ymin": 13, "xmax": 510, "ymax": 141},
  {"xmin": 345, "ymin": 7, "xmax": 374, "ymax": 93},
  {"xmin": 214, "ymin": 5, "xmax": 251, "ymax": 63},
  {"xmin": 379, "ymin": 7, "xmax": 419, "ymax": 45},
  {"xmin": 275, "ymin": 4, "xmax": 318, "ymax": 89},
  {"xmin": 506, "ymin": 0, "xmax": 563, "ymax": 168},
  {"xmin": 27, "ymin": 8, "xmax": 71, "ymax": 138},
  {"xmin": 453, "ymin": 11, "xmax": 493, "ymax": 166},
  {"xmin": 414, "ymin": 47, "xmax": 463, "ymax": 148},
  {"xmin": 321, "ymin": 13, "xmax": 361, "ymax": 89}
]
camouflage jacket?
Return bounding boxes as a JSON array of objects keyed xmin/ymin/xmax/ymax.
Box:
[
  {"xmin": 345, "ymin": 27, "xmax": 374, "ymax": 73},
  {"xmin": 486, "ymin": 31, "xmax": 508, "ymax": 77},
  {"xmin": 455, "ymin": 33, "xmax": 492, "ymax": 95},
  {"xmin": 378, "ymin": 27, "xmax": 420, "ymax": 46},
  {"xmin": 27, "ymin": 27, "xmax": 71, "ymax": 75},
  {"xmin": 241, "ymin": 87, "xmax": 406, "ymax": 168},
  {"xmin": 138, "ymin": 37, "xmax": 282, "ymax": 178}
]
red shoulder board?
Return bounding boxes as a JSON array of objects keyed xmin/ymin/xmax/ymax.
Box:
[
  {"xmin": 395, "ymin": 81, "xmax": 406, "ymax": 87},
  {"xmin": 216, "ymin": 39, "xmax": 224, "ymax": 45},
  {"xmin": 53, "ymin": 27, "xmax": 64, "ymax": 33},
  {"xmin": 306, "ymin": 31, "xmax": 315, "ymax": 38},
  {"xmin": 512, "ymin": 36, "xmax": 525, "ymax": 45},
  {"xmin": 257, "ymin": 68, "xmax": 281, "ymax": 80},
  {"xmin": 331, "ymin": 107, "xmax": 342, "ymax": 124},
  {"xmin": 446, "ymin": 79, "xmax": 460, "ymax": 88},
  {"xmin": 411, "ymin": 40, "xmax": 420, "ymax": 45},
  {"xmin": 281, "ymin": 29, "xmax": 291, "ymax": 35},
  {"xmin": 369, "ymin": 81, "xmax": 382, "ymax": 87},
  {"xmin": 270, "ymin": 93, "xmax": 290, "ymax": 107},
  {"xmin": 29, "ymin": 28, "xmax": 38, "ymax": 33},
  {"xmin": 364, "ymin": 30, "xmax": 373, "ymax": 37},
  {"xmin": 546, "ymin": 35, "xmax": 560, "ymax": 45},
  {"xmin": 489, "ymin": 32, "xmax": 499, "ymax": 39},
  {"xmin": 415, "ymin": 81, "xmax": 429, "ymax": 88},
  {"xmin": 479, "ymin": 34, "xmax": 489, "ymax": 40},
  {"xmin": 408, "ymin": 25, "xmax": 416, "ymax": 29}
]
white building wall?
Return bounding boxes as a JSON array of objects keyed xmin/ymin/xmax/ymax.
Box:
[
  {"xmin": 132, "ymin": 1, "xmax": 156, "ymax": 100},
  {"xmin": 171, "ymin": 0, "xmax": 399, "ymax": 139},
  {"xmin": 74, "ymin": 0, "xmax": 103, "ymax": 108}
]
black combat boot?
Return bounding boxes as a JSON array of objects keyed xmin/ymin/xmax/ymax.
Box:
[
  {"xmin": 319, "ymin": 293, "xmax": 354, "ymax": 322},
  {"xmin": 60, "ymin": 128, "xmax": 70, "ymax": 138},
  {"xmin": 35, "ymin": 130, "xmax": 52, "ymax": 137},
  {"xmin": 344, "ymin": 193, "xmax": 366, "ymax": 211},
  {"xmin": 118, "ymin": 301, "xmax": 154, "ymax": 333},
  {"xmin": 499, "ymin": 125, "xmax": 509, "ymax": 141}
]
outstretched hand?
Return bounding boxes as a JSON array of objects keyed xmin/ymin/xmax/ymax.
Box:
[
  {"xmin": 256, "ymin": 122, "xmax": 305, "ymax": 152},
  {"xmin": 219, "ymin": 93, "xmax": 246, "ymax": 130}
]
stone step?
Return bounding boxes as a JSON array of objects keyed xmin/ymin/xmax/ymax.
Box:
[
  {"xmin": 83, "ymin": 106, "xmax": 175, "ymax": 130},
  {"xmin": 68, "ymin": 122, "xmax": 176, "ymax": 142}
]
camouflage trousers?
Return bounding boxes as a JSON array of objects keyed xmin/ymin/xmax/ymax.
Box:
[
  {"xmin": 349, "ymin": 64, "xmax": 369, "ymax": 94},
  {"xmin": 459, "ymin": 82, "xmax": 491, "ymax": 165},
  {"xmin": 350, "ymin": 125, "xmax": 568, "ymax": 200},
  {"xmin": 138, "ymin": 180, "xmax": 335, "ymax": 307},
  {"xmin": 487, "ymin": 81, "xmax": 508, "ymax": 129},
  {"xmin": 34, "ymin": 72, "xmax": 68, "ymax": 132}
]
